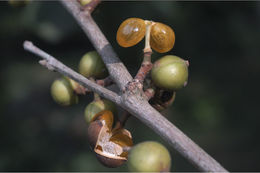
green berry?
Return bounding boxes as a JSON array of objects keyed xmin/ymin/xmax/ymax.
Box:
[
  {"xmin": 128, "ymin": 141, "xmax": 171, "ymax": 172},
  {"xmin": 151, "ymin": 55, "xmax": 188, "ymax": 91},
  {"xmin": 84, "ymin": 99, "xmax": 117, "ymax": 124},
  {"xmin": 50, "ymin": 78, "xmax": 78, "ymax": 106},
  {"xmin": 79, "ymin": 51, "xmax": 108, "ymax": 79},
  {"xmin": 78, "ymin": 0, "xmax": 91, "ymax": 6}
]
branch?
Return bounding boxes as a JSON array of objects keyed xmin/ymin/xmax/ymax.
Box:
[
  {"xmin": 24, "ymin": 40, "xmax": 227, "ymax": 172},
  {"xmin": 23, "ymin": 41, "xmax": 121, "ymax": 105},
  {"xmin": 60, "ymin": 0, "xmax": 133, "ymax": 91},
  {"xmin": 23, "ymin": 1, "xmax": 228, "ymax": 172}
]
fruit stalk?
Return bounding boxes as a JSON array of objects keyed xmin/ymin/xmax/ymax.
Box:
[{"xmin": 134, "ymin": 21, "xmax": 154, "ymax": 84}]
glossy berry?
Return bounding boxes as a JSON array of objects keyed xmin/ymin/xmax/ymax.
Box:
[
  {"xmin": 50, "ymin": 78, "xmax": 78, "ymax": 106},
  {"xmin": 150, "ymin": 22, "xmax": 175, "ymax": 53},
  {"xmin": 79, "ymin": 51, "xmax": 108, "ymax": 79},
  {"xmin": 116, "ymin": 18, "xmax": 146, "ymax": 47},
  {"xmin": 84, "ymin": 99, "xmax": 117, "ymax": 124},
  {"xmin": 128, "ymin": 141, "xmax": 171, "ymax": 172},
  {"xmin": 151, "ymin": 55, "xmax": 188, "ymax": 91}
]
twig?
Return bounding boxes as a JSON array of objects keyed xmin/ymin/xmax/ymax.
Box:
[
  {"xmin": 60, "ymin": 0, "xmax": 133, "ymax": 91},
  {"xmin": 134, "ymin": 21, "xmax": 153, "ymax": 84},
  {"xmin": 23, "ymin": 41, "xmax": 121, "ymax": 105},
  {"xmin": 24, "ymin": 40, "xmax": 227, "ymax": 172}
]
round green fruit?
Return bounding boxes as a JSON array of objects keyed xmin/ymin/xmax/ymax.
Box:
[
  {"xmin": 128, "ymin": 141, "xmax": 171, "ymax": 172},
  {"xmin": 79, "ymin": 51, "xmax": 108, "ymax": 79},
  {"xmin": 84, "ymin": 99, "xmax": 117, "ymax": 124},
  {"xmin": 151, "ymin": 55, "xmax": 188, "ymax": 91},
  {"xmin": 51, "ymin": 78, "xmax": 78, "ymax": 106},
  {"xmin": 78, "ymin": 0, "xmax": 91, "ymax": 6}
]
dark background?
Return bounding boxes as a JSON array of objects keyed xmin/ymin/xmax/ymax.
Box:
[{"xmin": 0, "ymin": 1, "xmax": 260, "ymax": 172}]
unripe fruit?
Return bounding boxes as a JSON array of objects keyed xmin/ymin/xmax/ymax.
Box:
[
  {"xmin": 84, "ymin": 99, "xmax": 117, "ymax": 124},
  {"xmin": 78, "ymin": 0, "xmax": 91, "ymax": 6},
  {"xmin": 79, "ymin": 51, "xmax": 108, "ymax": 79},
  {"xmin": 116, "ymin": 18, "xmax": 146, "ymax": 47},
  {"xmin": 150, "ymin": 22, "xmax": 175, "ymax": 53},
  {"xmin": 151, "ymin": 55, "xmax": 188, "ymax": 91},
  {"xmin": 50, "ymin": 78, "xmax": 78, "ymax": 106},
  {"xmin": 128, "ymin": 141, "xmax": 171, "ymax": 172}
]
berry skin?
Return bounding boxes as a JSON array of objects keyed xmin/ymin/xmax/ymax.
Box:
[
  {"xmin": 87, "ymin": 110, "xmax": 133, "ymax": 168},
  {"xmin": 50, "ymin": 78, "xmax": 78, "ymax": 106},
  {"xmin": 116, "ymin": 18, "xmax": 146, "ymax": 47},
  {"xmin": 128, "ymin": 141, "xmax": 171, "ymax": 172},
  {"xmin": 150, "ymin": 22, "xmax": 175, "ymax": 53},
  {"xmin": 84, "ymin": 99, "xmax": 117, "ymax": 124},
  {"xmin": 79, "ymin": 51, "xmax": 108, "ymax": 79},
  {"xmin": 151, "ymin": 55, "xmax": 188, "ymax": 91}
]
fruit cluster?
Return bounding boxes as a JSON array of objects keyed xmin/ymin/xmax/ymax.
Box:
[{"xmin": 49, "ymin": 14, "xmax": 189, "ymax": 172}]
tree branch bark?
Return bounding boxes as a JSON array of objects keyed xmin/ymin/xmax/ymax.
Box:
[
  {"xmin": 23, "ymin": 41, "xmax": 121, "ymax": 105},
  {"xmin": 23, "ymin": 1, "xmax": 228, "ymax": 172},
  {"xmin": 60, "ymin": 0, "xmax": 132, "ymax": 91}
]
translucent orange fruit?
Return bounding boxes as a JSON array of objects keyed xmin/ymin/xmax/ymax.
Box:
[
  {"xmin": 116, "ymin": 18, "xmax": 146, "ymax": 47},
  {"xmin": 150, "ymin": 22, "xmax": 175, "ymax": 53}
]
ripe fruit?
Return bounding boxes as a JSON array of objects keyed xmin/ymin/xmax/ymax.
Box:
[
  {"xmin": 150, "ymin": 22, "xmax": 175, "ymax": 53},
  {"xmin": 87, "ymin": 110, "xmax": 133, "ymax": 168},
  {"xmin": 128, "ymin": 141, "xmax": 171, "ymax": 172},
  {"xmin": 84, "ymin": 99, "xmax": 117, "ymax": 124},
  {"xmin": 79, "ymin": 51, "xmax": 108, "ymax": 79},
  {"xmin": 151, "ymin": 55, "xmax": 188, "ymax": 91},
  {"xmin": 116, "ymin": 18, "xmax": 146, "ymax": 47},
  {"xmin": 50, "ymin": 78, "xmax": 78, "ymax": 106}
]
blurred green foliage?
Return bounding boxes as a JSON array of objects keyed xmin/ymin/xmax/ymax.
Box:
[{"xmin": 0, "ymin": 1, "xmax": 260, "ymax": 171}]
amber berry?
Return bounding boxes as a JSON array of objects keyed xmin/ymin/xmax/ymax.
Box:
[
  {"xmin": 151, "ymin": 55, "xmax": 188, "ymax": 91},
  {"xmin": 150, "ymin": 22, "xmax": 175, "ymax": 53},
  {"xmin": 128, "ymin": 141, "xmax": 171, "ymax": 172},
  {"xmin": 116, "ymin": 18, "xmax": 146, "ymax": 48},
  {"xmin": 79, "ymin": 51, "xmax": 108, "ymax": 79},
  {"xmin": 84, "ymin": 99, "xmax": 117, "ymax": 124},
  {"xmin": 50, "ymin": 78, "xmax": 78, "ymax": 106}
]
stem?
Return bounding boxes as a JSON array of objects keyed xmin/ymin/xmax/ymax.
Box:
[
  {"xmin": 134, "ymin": 21, "xmax": 153, "ymax": 83},
  {"xmin": 60, "ymin": 0, "xmax": 133, "ymax": 91},
  {"xmin": 23, "ymin": 41, "xmax": 121, "ymax": 105},
  {"xmin": 90, "ymin": 77, "xmax": 101, "ymax": 101}
]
